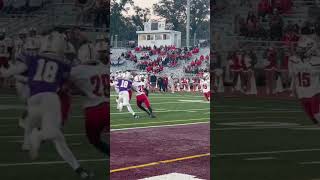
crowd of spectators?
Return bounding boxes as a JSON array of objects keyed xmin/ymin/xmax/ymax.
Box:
[
  {"xmin": 0, "ymin": 0, "xmax": 109, "ymax": 30},
  {"xmin": 0, "ymin": 0, "xmax": 54, "ymax": 14},
  {"xmin": 184, "ymin": 54, "xmax": 210, "ymax": 74},
  {"xmin": 113, "ymin": 45, "xmax": 208, "ymax": 75},
  {"xmin": 235, "ymin": 0, "xmax": 320, "ymax": 42}
]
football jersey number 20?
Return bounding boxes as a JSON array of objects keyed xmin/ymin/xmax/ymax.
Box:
[{"xmin": 33, "ymin": 59, "xmax": 58, "ymax": 83}]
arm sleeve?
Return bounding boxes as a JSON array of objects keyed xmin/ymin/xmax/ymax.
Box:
[{"xmin": 0, "ymin": 61, "xmax": 27, "ymax": 78}]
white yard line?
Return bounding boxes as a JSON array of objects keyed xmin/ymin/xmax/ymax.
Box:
[
  {"xmin": 111, "ymin": 121, "xmax": 210, "ymax": 132},
  {"xmin": 215, "ymin": 148, "xmax": 320, "ymax": 156},
  {"xmin": 0, "ymin": 133, "xmax": 85, "ymax": 139},
  {"xmin": 214, "ymin": 110, "xmax": 303, "ymax": 114},
  {"xmin": 111, "ymin": 108, "xmax": 209, "ymax": 115},
  {"xmin": 111, "ymin": 118, "xmax": 209, "ymax": 127},
  {"xmin": 300, "ymin": 161, "xmax": 320, "ymax": 165},
  {"xmin": 0, "ymin": 158, "xmax": 108, "ymax": 167},
  {"xmin": 110, "ymin": 101, "xmax": 210, "ymax": 107},
  {"xmin": 245, "ymin": 157, "xmax": 276, "ymax": 161}
]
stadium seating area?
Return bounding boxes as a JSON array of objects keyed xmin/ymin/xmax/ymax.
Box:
[
  {"xmin": 111, "ymin": 46, "xmax": 209, "ymax": 78},
  {"xmin": 213, "ymin": 0, "xmax": 320, "ymax": 95}
]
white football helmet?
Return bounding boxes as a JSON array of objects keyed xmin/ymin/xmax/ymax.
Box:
[
  {"xmin": 134, "ymin": 75, "xmax": 140, "ymax": 82},
  {"xmin": 40, "ymin": 32, "xmax": 68, "ymax": 56},
  {"xmin": 124, "ymin": 71, "xmax": 132, "ymax": 80},
  {"xmin": 65, "ymin": 42, "xmax": 76, "ymax": 54},
  {"xmin": 296, "ymin": 35, "xmax": 317, "ymax": 58},
  {"xmin": 78, "ymin": 43, "xmax": 98, "ymax": 64}
]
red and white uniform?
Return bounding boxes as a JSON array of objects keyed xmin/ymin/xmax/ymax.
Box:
[
  {"xmin": 241, "ymin": 55, "xmax": 252, "ymax": 72},
  {"xmin": 290, "ymin": 55, "xmax": 320, "ymax": 123},
  {"xmin": 230, "ymin": 54, "xmax": 242, "ymax": 72},
  {"xmin": 0, "ymin": 39, "xmax": 11, "ymax": 68},
  {"xmin": 264, "ymin": 51, "xmax": 277, "ymax": 71},
  {"xmin": 132, "ymin": 81, "xmax": 151, "ymax": 108},
  {"xmin": 70, "ymin": 64, "xmax": 109, "ymax": 146},
  {"xmin": 200, "ymin": 79, "xmax": 210, "ymax": 101}
]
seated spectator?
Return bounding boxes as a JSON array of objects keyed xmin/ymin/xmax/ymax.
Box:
[
  {"xmin": 269, "ymin": 9, "xmax": 284, "ymax": 40},
  {"xmin": 258, "ymin": 0, "xmax": 272, "ymax": 20},
  {"xmin": 247, "ymin": 11, "xmax": 258, "ymax": 37}
]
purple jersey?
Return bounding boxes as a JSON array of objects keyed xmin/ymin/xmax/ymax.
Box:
[
  {"xmin": 117, "ymin": 79, "xmax": 132, "ymax": 92},
  {"xmin": 19, "ymin": 54, "xmax": 71, "ymax": 96}
]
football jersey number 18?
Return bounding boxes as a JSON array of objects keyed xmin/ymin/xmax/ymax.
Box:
[{"xmin": 33, "ymin": 59, "xmax": 58, "ymax": 83}]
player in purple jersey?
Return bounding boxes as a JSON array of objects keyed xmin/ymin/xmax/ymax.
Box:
[
  {"xmin": 0, "ymin": 32, "xmax": 93, "ymax": 179},
  {"xmin": 117, "ymin": 71, "xmax": 139, "ymax": 119}
]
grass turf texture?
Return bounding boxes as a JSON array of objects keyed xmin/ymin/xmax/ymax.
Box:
[
  {"xmin": 212, "ymin": 97, "xmax": 320, "ymax": 180},
  {"xmin": 0, "ymin": 95, "xmax": 107, "ymax": 180},
  {"xmin": 110, "ymin": 92, "xmax": 210, "ymax": 130}
]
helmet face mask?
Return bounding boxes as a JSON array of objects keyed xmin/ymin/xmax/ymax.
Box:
[
  {"xmin": 40, "ymin": 32, "xmax": 68, "ymax": 57},
  {"xmin": 296, "ymin": 36, "xmax": 316, "ymax": 59}
]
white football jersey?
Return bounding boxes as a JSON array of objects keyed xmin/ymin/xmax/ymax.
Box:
[
  {"xmin": 70, "ymin": 63, "xmax": 109, "ymax": 108},
  {"xmin": 14, "ymin": 38, "xmax": 25, "ymax": 57},
  {"xmin": 0, "ymin": 39, "xmax": 11, "ymax": 57},
  {"xmin": 290, "ymin": 55, "xmax": 320, "ymax": 98},
  {"xmin": 200, "ymin": 79, "xmax": 210, "ymax": 93},
  {"xmin": 132, "ymin": 81, "xmax": 146, "ymax": 96},
  {"xmin": 78, "ymin": 43, "xmax": 96, "ymax": 63}
]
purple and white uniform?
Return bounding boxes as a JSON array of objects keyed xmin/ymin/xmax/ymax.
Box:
[
  {"xmin": 117, "ymin": 79, "xmax": 132, "ymax": 106},
  {"xmin": 117, "ymin": 79, "xmax": 132, "ymax": 92},
  {"xmin": 18, "ymin": 54, "xmax": 71, "ymax": 96}
]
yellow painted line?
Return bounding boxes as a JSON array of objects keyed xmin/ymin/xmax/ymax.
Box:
[{"xmin": 110, "ymin": 153, "xmax": 210, "ymax": 173}]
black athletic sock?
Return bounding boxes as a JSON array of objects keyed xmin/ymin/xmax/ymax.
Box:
[
  {"xmin": 138, "ymin": 104, "xmax": 150, "ymax": 115},
  {"xmin": 21, "ymin": 110, "xmax": 28, "ymax": 119},
  {"xmin": 148, "ymin": 107, "xmax": 153, "ymax": 114}
]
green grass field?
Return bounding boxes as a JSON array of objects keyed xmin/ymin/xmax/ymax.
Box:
[
  {"xmin": 213, "ymin": 97, "xmax": 320, "ymax": 180},
  {"xmin": 110, "ymin": 92, "xmax": 210, "ymax": 131},
  {"xmin": 0, "ymin": 94, "xmax": 107, "ymax": 180}
]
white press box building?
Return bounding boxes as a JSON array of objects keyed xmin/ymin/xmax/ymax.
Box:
[{"xmin": 136, "ymin": 19, "xmax": 182, "ymax": 48}]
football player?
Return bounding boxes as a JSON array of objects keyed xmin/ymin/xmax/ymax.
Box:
[
  {"xmin": 132, "ymin": 75, "xmax": 156, "ymax": 118},
  {"xmin": 1, "ymin": 32, "xmax": 92, "ymax": 179},
  {"xmin": 69, "ymin": 41, "xmax": 109, "ymax": 155},
  {"xmin": 117, "ymin": 71, "xmax": 139, "ymax": 119},
  {"xmin": 290, "ymin": 35, "xmax": 320, "ymax": 125},
  {"xmin": 200, "ymin": 73, "xmax": 210, "ymax": 101}
]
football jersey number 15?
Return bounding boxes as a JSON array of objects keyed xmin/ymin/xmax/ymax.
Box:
[
  {"xmin": 91, "ymin": 74, "xmax": 108, "ymax": 97},
  {"xmin": 297, "ymin": 72, "xmax": 310, "ymax": 87}
]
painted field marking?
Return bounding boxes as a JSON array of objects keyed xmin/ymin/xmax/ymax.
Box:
[
  {"xmin": 140, "ymin": 173, "xmax": 205, "ymax": 180},
  {"xmin": 215, "ymin": 148, "xmax": 320, "ymax": 157},
  {"xmin": 0, "ymin": 158, "xmax": 107, "ymax": 167},
  {"xmin": 111, "ymin": 118, "xmax": 209, "ymax": 127},
  {"xmin": 217, "ymin": 121, "xmax": 300, "ymax": 127},
  {"xmin": 0, "ymin": 122, "xmax": 210, "ymax": 138},
  {"xmin": 214, "ymin": 110, "xmax": 303, "ymax": 114},
  {"xmin": 0, "ymin": 133, "xmax": 85, "ymax": 139},
  {"xmin": 111, "ymin": 108, "xmax": 209, "ymax": 115},
  {"xmin": 110, "ymin": 101, "xmax": 208, "ymax": 107},
  {"xmin": 111, "ymin": 121, "xmax": 210, "ymax": 132},
  {"xmin": 300, "ymin": 161, "xmax": 320, "ymax": 165},
  {"xmin": 110, "ymin": 153, "xmax": 210, "ymax": 173},
  {"xmin": 245, "ymin": 157, "xmax": 276, "ymax": 161}
]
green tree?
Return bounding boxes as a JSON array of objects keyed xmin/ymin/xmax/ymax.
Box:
[{"xmin": 153, "ymin": 0, "xmax": 210, "ymax": 40}]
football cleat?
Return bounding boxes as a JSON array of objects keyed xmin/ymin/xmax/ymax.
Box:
[
  {"xmin": 75, "ymin": 167, "xmax": 94, "ymax": 179},
  {"xmin": 29, "ymin": 128, "xmax": 41, "ymax": 160},
  {"xmin": 18, "ymin": 118, "xmax": 25, "ymax": 129}
]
